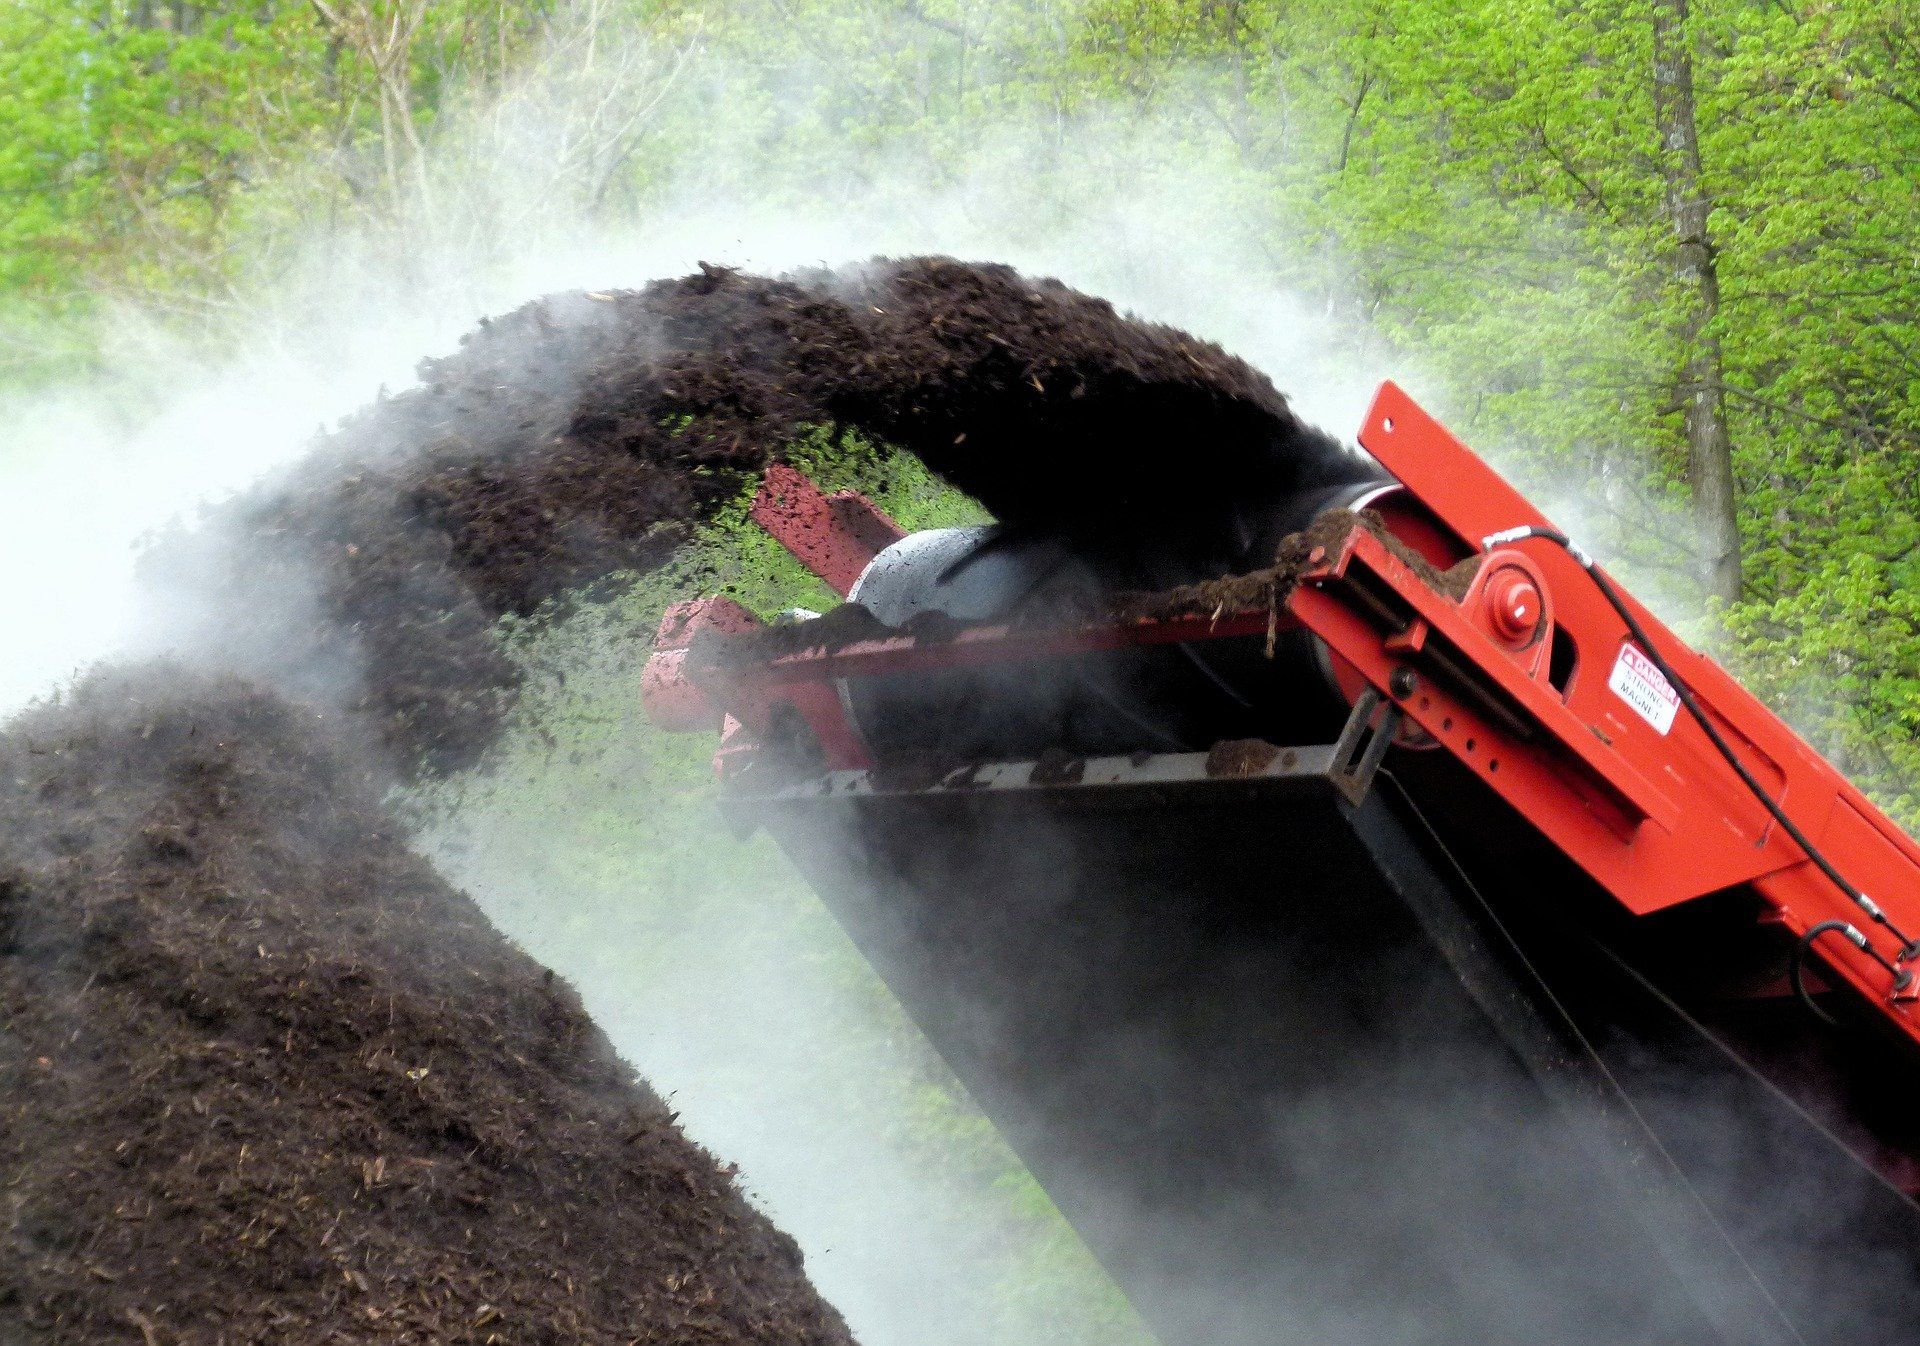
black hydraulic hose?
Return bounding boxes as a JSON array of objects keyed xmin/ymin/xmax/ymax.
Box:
[
  {"xmin": 1787, "ymin": 921, "xmax": 1899, "ymax": 1026},
  {"xmin": 1484, "ymin": 525, "xmax": 1919, "ymax": 990}
]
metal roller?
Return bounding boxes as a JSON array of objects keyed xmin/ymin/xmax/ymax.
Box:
[{"xmin": 840, "ymin": 478, "xmax": 1400, "ymax": 762}]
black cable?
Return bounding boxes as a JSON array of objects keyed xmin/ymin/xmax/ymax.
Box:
[
  {"xmin": 1789, "ymin": 922, "xmax": 1853, "ymax": 1025},
  {"xmin": 1484, "ymin": 525, "xmax": 1920, "ymax": 986}
]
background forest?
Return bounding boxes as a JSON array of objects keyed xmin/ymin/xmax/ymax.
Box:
[
  {"xmin": 2, "ymin": 0, "xmax": 1917, "ymax": 1340},
  {"xmin": 6, "ymin": 0, "xmax": 1918, "ymax": 811}
]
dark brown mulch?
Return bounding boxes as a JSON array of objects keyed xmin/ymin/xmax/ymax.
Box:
[
  {"xmin": 175, "ymin": 257, "xmax": 1362, "ymax": 774},
  {"xmin": 0, "ymin": 665, "xmax": 855, "ymax": 1346}
]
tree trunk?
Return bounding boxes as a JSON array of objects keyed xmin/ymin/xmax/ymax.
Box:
[{"xmin": 1652, "ymin": 0, "xmax": 1742, "ymax": 603}]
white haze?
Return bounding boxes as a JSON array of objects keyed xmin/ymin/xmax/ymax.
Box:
[
  {"xmin": 0, "ymin": 7, "xmax": 1717, "ymax": 1344},
  {"xmin": 0, "ymin": 12, "xmax": 1426, "ymax": 715}
]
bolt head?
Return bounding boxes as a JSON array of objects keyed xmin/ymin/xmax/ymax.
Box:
[{"xmin": 1484, "ymin": 568, "xmax": 1543, "ymax": 645}]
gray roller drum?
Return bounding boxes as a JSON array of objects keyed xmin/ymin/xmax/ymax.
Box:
[{"xmin": 840, "ymin": 478, "xmax": 1397, "ymax": 763}]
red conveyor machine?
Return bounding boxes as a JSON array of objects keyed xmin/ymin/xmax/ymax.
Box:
[{"xmin": 644, "ymin": 385, "xmax": 1920, "ymax": 1346}]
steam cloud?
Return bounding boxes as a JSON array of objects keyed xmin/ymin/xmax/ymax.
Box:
[{"xmin": 0, "ymin": 5, "xmax": 1871, "ymax": 1346}]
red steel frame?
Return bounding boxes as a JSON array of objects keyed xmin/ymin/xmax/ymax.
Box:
[{"xmin": 643, "ymin": 382, "xmax": 1920, "ymax": 1054}]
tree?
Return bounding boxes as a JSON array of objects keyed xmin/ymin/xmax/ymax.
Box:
[{"xmin": 1652, "ymin": 0, "xmax": 1740, "ymax": 602}]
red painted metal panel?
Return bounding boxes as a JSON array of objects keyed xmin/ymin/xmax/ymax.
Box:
[
  {"xmin": 751, "ymin": 463, "xmax": 906, "ymax": 596},
  {"xmin": 1355, "ymin": 385, "xmax": 1920, "ymax": 1019},
  {"xmin": 640, "ymin": 596, "xmax": 762, "ymax": 731}
]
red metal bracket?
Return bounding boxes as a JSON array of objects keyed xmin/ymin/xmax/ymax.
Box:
[
  {"xmin": 751, "ymin": 463, "xmax": 906, "ymax": 596},
  {"xmin": 640, "ymin": 596, "xmax": 762, "ymax": 732},
  {"xmin": 1353, "ymin": 385, "xmax": 1920, "ymax": 1015}
]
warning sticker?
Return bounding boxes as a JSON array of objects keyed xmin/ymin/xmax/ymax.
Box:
[{"xmin": 1608, "ymin": 642, "xmax": 1680, "ymax": 735}]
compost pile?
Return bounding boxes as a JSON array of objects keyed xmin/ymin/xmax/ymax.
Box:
[
  {"xmin": 1, "ymin": 257, "xmax": 1358, "ymax": 1343},
  {"xmin": 0, "ymin": 669, "xmax": 851, "ymax": 1344}
]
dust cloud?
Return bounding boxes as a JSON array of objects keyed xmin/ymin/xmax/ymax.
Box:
[{"xmin": 0, "ymin": 5, "xmax": 1770, "ymax": 1345}]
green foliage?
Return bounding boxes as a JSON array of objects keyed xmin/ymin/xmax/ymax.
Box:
[
  {"xmin": 0, "ymin": 2, "xmax": 323, "ymax": 326},
  {"xmin": 0, "ymin": 0, "xmax": 561, "ymax": 381},
  {"xmin": 1055, "ymin": 0, "xmax": 1920, "ymax": 819}
]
